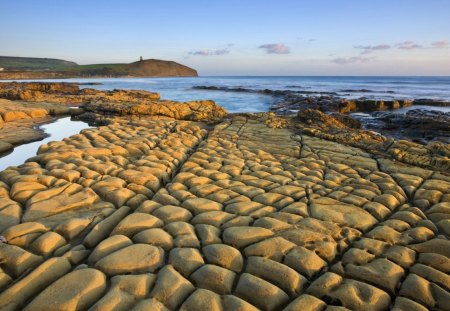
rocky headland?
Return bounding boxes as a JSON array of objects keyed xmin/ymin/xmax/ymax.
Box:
[
  {"xmin": 0, "ymin": 82, "xmax": 449, "ymax": 310},
  {"xmin": 0, "ymin": 57, "xmax": 198, "ymax": 79}
]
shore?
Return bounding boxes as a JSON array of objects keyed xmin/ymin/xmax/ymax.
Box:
[
  {"xmin": 0, "ymin": 82, "xmax": 448, "ymax": 310},
  {"xmin": 194, "ymin": 85, "xmax": 450, "ymax": 144}
]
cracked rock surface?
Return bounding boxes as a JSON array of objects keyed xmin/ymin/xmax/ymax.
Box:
[{"xmin": 0, "ymin": 115, "xmax": 448, "ymax": 310}]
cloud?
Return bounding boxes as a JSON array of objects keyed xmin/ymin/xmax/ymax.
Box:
[
  {"xmin": 259, "ymin": 43, "xmax": 290, "ymax": 54},
  {"xmin": 395, "ymin": 41, "xmax": 423, "ymax": 50},
  {"xmin": 431, "ymin": 40, "xmax": 449, "ymax": 48},
  {"xmin": 354, "ymin": 44, "xmax": 391, "ymax": 54},
  {"xmin": 188, "ymin": 49, "xmax": 230, "ymax": 56},
  {"xmin": 331, "ymin": 56, "xmax": 375, "ymax": 64}
]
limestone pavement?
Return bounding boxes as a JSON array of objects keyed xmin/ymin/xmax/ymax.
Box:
[{"xmin": 0, "ymin": 115, "xmax": 449, "ymax": 310}]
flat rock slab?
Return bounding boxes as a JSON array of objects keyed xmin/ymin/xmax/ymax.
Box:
[
  {"xmin": 310, "ymin": 198, "xmax": 377, "ymax": 231},
  {"xmin": 22, "ymin": 188, "xmax": 98, "ymax": 222},
  {"xmin": 24, "ymin": 268, "xmax": 107, "ymax": 311},
  {"xmin": 0, "ymin": 116, "xmax": 448, "ymax": 311},
  {"xmin": 95, "ymin": 244, "xmax": 164, "ymax": 276}
]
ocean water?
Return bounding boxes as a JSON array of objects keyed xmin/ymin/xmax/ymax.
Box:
[{"xmin": 17, "ymin": 76, "xmax": 450, "ymax": 113}]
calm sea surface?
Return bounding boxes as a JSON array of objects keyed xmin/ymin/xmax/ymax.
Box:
[{"xmin": 19, "ymin": 76, "xmax": 450, "ymax": 113}]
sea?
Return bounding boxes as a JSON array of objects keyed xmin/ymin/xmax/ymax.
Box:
[{"xmin": 22, "ymin": 76, "xmax": 450, "ymax": 113}]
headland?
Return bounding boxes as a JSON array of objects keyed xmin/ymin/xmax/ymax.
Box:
[{"xmin": 0, "ymin": 56, "xmax": 198, "ymax": 79}]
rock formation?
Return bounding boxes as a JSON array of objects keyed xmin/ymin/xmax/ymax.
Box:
[
  {"xmin": 0, "ymin": 82, "xmax": 227, "ymax": 154},
  {"xmin": 295, "ymin": 109, "xmax": 450, "ymax": 172},
  {"xmin": 0, "ymin": 113, "xmax": 448, "ymax": 310},
  {"xmin": 0, "ymin": 82, "xmax": 448, "ymax": 310}
]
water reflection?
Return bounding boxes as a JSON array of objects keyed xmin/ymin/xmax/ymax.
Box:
[{"xmin": 0, "ymin": 117, "xmax": 91, "ymax": 171}]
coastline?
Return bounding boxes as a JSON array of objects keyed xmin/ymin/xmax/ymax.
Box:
[
  {"xmin": 0, "ymin": 72, "xmax": 199, "ymax": 80},
  {"xmin": 1, "ymin": 80, "xmax": 449, "ymax": 159},
  {"xmin": 0, "ymin": 81, "xmax": 448, "ymax": 310}
]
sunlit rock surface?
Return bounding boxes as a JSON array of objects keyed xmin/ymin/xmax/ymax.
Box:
[{"xmin": 0, "ymin": 113, "xmax": 448, "ymax": 310}]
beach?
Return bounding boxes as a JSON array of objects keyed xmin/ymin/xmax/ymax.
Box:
[{"xmin": 0, "ymin": 81, "xmax": 448, "ymax": 310}]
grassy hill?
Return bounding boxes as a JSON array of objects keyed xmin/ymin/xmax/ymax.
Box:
[
  {"xmin": 0, "ymin": 56, "xmax": 77, "ymax": 71},
  {"xmin": 0, "ymin": 57, "xmax": 198, "ymax": 78}
]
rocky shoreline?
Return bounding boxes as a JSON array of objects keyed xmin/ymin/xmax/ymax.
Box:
[
  {"xmin": 0, "ymin": 82, "xmax": 448, "ymax": 310},
  {"xmin": 0, "ymin": 98, "xmax": 76, "ymax": 155},
  {"xmin": 0, "ymin": 82, "xmax": 226, "ymax": 155},
  {"xmin": 194, "ymin": 85, "xmax": 450, "ymax": 143}
]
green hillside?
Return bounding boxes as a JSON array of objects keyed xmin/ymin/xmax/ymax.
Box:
[
  {"xmin": 0, "ymin": 56, "xmax": 77, "ymax": 71},
  {"xmin": 0, "ymin": 57, "xmax": 198, "ymax": 78}
]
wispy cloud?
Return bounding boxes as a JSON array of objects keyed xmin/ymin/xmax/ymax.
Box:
[
  {"xmin": 431, "ymin": 40, "xmax": 449, "ymax": 48},
  {"xmin": 331, "ymin": 56, "xmax": 375, "ymax": 64},
  {"xmin": 188, "ymin": 49, "xmax": 230, "ymax": 56},
  {"xmin": 395, "ymin": 41, "xmax": 423, "ymax": 50},
  {"xmin": 259, "ymin": 43, "xmax": 290, "ymax": 54},
  {"xmin": 354, "ymin": 44, "xmax": 391, "ymax": 55},
  {"xmin": 297, "ymin": 37, "xmax": 316, "ymax": 42}
]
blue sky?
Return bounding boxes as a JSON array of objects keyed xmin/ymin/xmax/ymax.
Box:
[{"xmin": 1, "ymin": 0, "xmax": 449, "ymax": 75}]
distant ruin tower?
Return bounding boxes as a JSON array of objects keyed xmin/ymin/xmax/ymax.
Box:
[{"xmin": 140, "ymin": 56, "xmax": 143, "ymax": 62}]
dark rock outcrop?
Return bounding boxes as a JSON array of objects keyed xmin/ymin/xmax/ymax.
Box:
[
  {"xmin": 339, "ymin": 99, "xmax": 413, "ymax": 113},
  {"xmin": 370, "ymin": 109, "xmax": 450, "ymax": 143},
  {"xmin": 294, "ymin": 108, "xmax": 450, "ymax": 172}
]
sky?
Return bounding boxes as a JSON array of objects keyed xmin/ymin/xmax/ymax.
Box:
[{"xmin": 1, "ymin": 0, "xmax": 449, "ymax": 75}]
